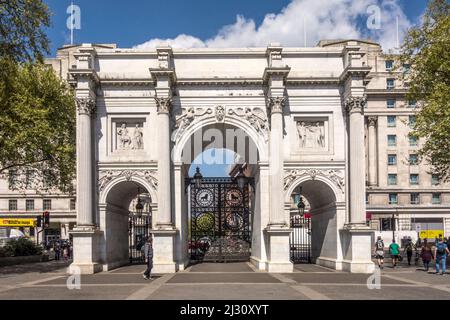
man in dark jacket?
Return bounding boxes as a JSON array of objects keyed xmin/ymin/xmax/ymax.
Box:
[{"xmin": 142, "ymin": 237, "xmax": 154, "ymax": 280}]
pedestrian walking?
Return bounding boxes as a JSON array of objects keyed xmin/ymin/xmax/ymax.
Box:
[
  {"xmin": 434, "ymin": 237, "xmax": 450, "ymax": 275},
  {"xmin": 404, "ymin": 239, "xmax": 414, "ymax": 266},
  {"xmin": 389, "ymin": 239, "xmax": 400, "ymax": 268},
  {"xmin": 420, "ymin": 239, "xmax": 433, "ymax": 272},
  {"xmin": 63, "ymin": 246, "xmax": 69, "ymax": 262},
  {"xmin": 374, "ymin": 236, "xmax": 385, "ymax": 269},
  {"xmin": 142, "ymin": 237, "xmax": 153, "ymax": 280}
]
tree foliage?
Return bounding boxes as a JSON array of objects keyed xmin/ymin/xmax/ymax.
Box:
[
  {"xmin": 0, "ymin": 60, "xmax": 76, "ymax": 190},
  {"xmin": 0, "ymin": 0, "xmax": 51, "ymax": 63},
  {"xmin": 399, "ymin": 0, "xmax": 450, "ymax": 181}
]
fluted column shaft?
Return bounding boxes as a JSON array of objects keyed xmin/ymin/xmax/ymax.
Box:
[{"xmin": 367, "ymin": 116, "xmax": 378, "ymax": 186}]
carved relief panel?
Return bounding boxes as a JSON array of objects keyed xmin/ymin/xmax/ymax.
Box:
[
  {"xmin": 112, "ymin": 119, "xmax": 145, "ymax": 152},
  {"xmin": 294, "ymin": 116, "xmax": 331, "ymax": 153}
]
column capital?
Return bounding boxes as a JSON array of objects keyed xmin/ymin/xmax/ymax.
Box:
[
  {"xmin": 155, "ymin": 97, "xmax": 173, "ymax": 114},
  {"xmin": 344, "ymin": 95, "xmax": 367, "ymax": 115},
  {"xmin": 367, "ymin": 116, "xmax": 378, "ymax": 127},
  {"xmin": 76, "ymin": 97, "xmax": 96, "ymax": 116},
  {"xmin": 268, "ymin": 96, "xmax": 286, "ymax": 114}
]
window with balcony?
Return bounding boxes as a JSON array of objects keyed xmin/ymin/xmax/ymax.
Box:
[
  {"xmin": 387, "ymin": 79, "xmax": 395, "ymax": 89},
  {"xmin": 26, "ymin": 200, "xmax": 35, "ymax": 211},
  {"xmin": 387, "ymin": 116, "xmax": 397, "ymax": 127},
  {"xmin": 9, "ymin": 200, "xmax": 18, "ymax": 211},
  {"xmin": 388, "ymin": 135, "xmax": 397, "ymax": 147},
  {"xmin": 387, "ymin": 99, "xmax": 396, "ymax": 108},
  {"xmin": 407, "ymin": 100, "xmax": 417, "ymax": 108},
  {"xmin": 388, "ymin": 174, "xmax": 398, "ymax": 185},
  {"xmin": 389, "ymin": 194, "xmax": 398, "ymax": 205},
  {"xmin": 409, "ymin": 154, "xmax": 418, "ymax": 165},
  {"xmin": 25, "ymin": 169, "xmax": 35, "ymax": 189},
  {"xmin": 410, "ymin": 193, "xmax": 420, "ymax": 205},
  {"xmin": 43, "ymin": 199, "xmax": 52, "ymax": 211},
  {"xmin": 8, "ymin": 170, "xmax": 18, "ymax": 189},
  {"xmin": 403, "ymin": 64, "xmax": 411, "ymax": 74},
  {"xmin": 385, "ymin": 60, "xmax": 394, "ymax": 71},
  {"xmin": 410, "ymin": 174, "xmax": 419, "ymax": 185},
  {"xmin": 432, "ymin": 193, "xmax": 441, "ymax": 204},
  {"xmin": 388, "ymin": 154, "xmax": 397, "ymax": 166}
]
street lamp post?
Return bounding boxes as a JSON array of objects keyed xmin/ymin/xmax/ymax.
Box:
[
  {"xmin": 236, "ymin": 167, "xmax": 247, "ymax": 190},
  {"xmin": 297, "ymin": 187, "xmax": 305, "ymax": 217},
  {"xmin": 193, "ymin": 167, "xmax": 203, "ymax": 189},
  {"xmin": 135, "ymin": 187, "xmax": 144, "ymax": 217}
]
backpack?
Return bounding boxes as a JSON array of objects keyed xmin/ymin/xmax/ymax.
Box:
[
  {"xmin": 376, "ymin": 240, "xmax": 384, "ymax": 250},
  {"xmin": 437, "ymin": 242, "xmax": 446, "ymax": 255}
]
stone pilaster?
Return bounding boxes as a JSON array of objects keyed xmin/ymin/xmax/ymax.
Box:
[{"xmin": 367, "ymin": 116, "xmax": 378, "ymax": 186}]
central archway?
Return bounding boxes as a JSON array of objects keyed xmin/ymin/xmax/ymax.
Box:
[{"xmin": 172, "ymin": 120, "xmax": 267, "ymax": 269}]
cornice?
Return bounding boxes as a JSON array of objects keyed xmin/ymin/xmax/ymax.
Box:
[
  {"xmin": 263, "ymin": 66, "xmax": 291, "ymax": 83},
  {"xmin": 339, "ymin": 66, "xmax": 372, "ymax": 82},
  {"xmin": 69, "ymin": 68, "xmax": 100, "ymax": 83},
  {"xmin": 149, "ymin": 68, "xmax": 177, "ymax": 83}
]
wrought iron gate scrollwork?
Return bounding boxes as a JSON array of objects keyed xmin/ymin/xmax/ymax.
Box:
[
  {"xmin": 128, "ymin": 214, "xmax": 151, "ymax": 264},
  {"xmin": 290, "ymin": 215, "xmax": 312, "ymax": 263},
  {"xmin": 189, "ymin": 177, "xmax": 253, "ymax": 262}
]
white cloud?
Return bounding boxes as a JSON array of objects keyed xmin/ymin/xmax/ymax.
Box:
[{"xmin": 134, "ymin": 0, "xmax": 412, "ymax": 51}]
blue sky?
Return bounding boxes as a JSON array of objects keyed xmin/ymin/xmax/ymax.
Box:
[{"xmin": 45, "ymin": 0, "xmax": 428, "ymax": 56}]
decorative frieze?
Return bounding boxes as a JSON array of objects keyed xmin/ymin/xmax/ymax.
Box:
[
  {"xmin": 98, "ymin": 169, "xmax": 158, "ymax": 192},
  {"xmin": 284, "ymin": 169, "xmax": 345, "ymax": 193},
  {"xmin": 228, "ymin": 107, "xmax": 269, "ymax": 141}
]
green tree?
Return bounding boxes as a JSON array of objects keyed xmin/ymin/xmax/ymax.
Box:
[
  {"xmin": 0, "ymin": 62, "xmax": 76, "ymax": 190},
  {"xmin": 399, "ymin": 0, "xmax": 450, "ymax": 181},
  {"xmin": 0, "ymin": 0, "xmax": 51, "ymax": 63},
  {"xmin": 0, "ymin": 0, "xmax": 76, "ymax": 190}
]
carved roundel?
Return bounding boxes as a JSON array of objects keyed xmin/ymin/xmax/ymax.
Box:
[
  {"xmin": 196, "ymin": 189, "xmax": 214, "ymax": 207},
  {"xmin": 225, "ymin": 212, "xmax": 244, "ymax": 231},
  {"xmin": 195, "ymin": 212, "xmax": 215, "ymax": 231},
  {"xmin": 225, "ymin": 189, "xmax": 243, "ymax": 206}
]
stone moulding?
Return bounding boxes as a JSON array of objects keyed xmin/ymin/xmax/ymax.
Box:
[
  {"xmin": 171, "ymin": 105, "xmax": 270, "ymax": 144},
  {"xmin": 283, "ymin": 168, "xmax": 345, "ymax": 193},
  {"xmin": 98, "ymin": 169, "xmax": 158, "ymax": 192}
]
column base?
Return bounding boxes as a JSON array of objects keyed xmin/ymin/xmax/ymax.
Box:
[
  {"xmin": 150, "ymin": 228, "xmax": 178, "ymax": 274},
  {"xmin": 68, "ymin": 227, "xmax": 103, "ymax": 275},
  {"xmin": 340, "ymin": 224, "xmax": 375, "ymax": 274},
  {"xmin": 264, "ymin": 226, "xmax": 293, "ymax": 273}
]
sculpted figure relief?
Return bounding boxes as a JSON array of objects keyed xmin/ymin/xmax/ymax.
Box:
[
  {"xmin": 117, "ymin": 123, "xmax": 144, "ymax": 150},
  {"xmin": 296, "ymin": 121, "xmax": 325, "ymax": 149},
  {"xmin": 132, "ymin": 124, "xmax": 144, "ymax": 149},
  {"xmin": 117, "ymin": 123, "xmax": 131, "ymax": 149}
]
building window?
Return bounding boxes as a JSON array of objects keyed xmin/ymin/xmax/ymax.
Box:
[
  {"xmin": 387, "ymin": 99, "xmax": 396, "ymax": 108},
  {"xmin": 403, "ymin": 64, "xmax": 411, "ymax": 74},
  {"xmin": 385, "ymin": 60, "xmax": 394, "ymax": 71},
  {"xmin": 43, "ymin": 170, "xmax": 53, "ymax": 189},
  {"xmin": 432, "ymin": 193, "xmax": 441, "ymax": 204},
  {"xmin": 389, "ymin": 194, "xmax": 398, "ymax": 205},
  {"xmin": 388, "ymin": 135, "xmax": 397, "ymax": 147},
  {"xmin": 410, "ymin": 193, "xmax": 420, "ymax": 205},
  {"xmin": 408, "ymin": 115, "xmax": 416, "ymax": 128},
  {"xmin": 409, "ymin": 154, "xmax": 418, "ymax": 165},
  {"xmin": 388, "ymin": 174, "xmax": 398, "ymax": 185},
  {"xmin": 410, "ymin": 174, "xmax": 419, "ymax": 185},
  {"xmin": 25, "ymin": 169, "xmax": 35, "ymax": 189},
  {"xmin": 380, "ymin": 218, "xmax": 393, "ymax": 231},
  {"xmin": 407, "ymin": 100, "xmax": 417, "ymax": 108},
  {"xmin": 409, "ymin": 136, "xmax": 418, "ymax": 147},
  {"xmin": 387, "ymin": 116, "xmax": 397, "ymax": 127},
  {"xmin": 366, "ymin": 193, "xmax": 369, "ymax": 205},
  {"xmin": 8, "ymin": 170, "xmax": 18, "ymax": 189},
  {"xmin": 9, "ymin": 200, "xmax": 18, "ymax": 211},
  {"xmin": 70, "ymin": 199, "xmax": 76, "ymax": 210},
  {"xmin": 388, "ymin": 154, "xmax": 397, "ymax": 166},
  {"xmin": 43, "ymin": 199, "xmax": 52, "ymax": 211},
  {"xmin": 387, "ymin": 79, "xmax": 395, "ymax": 89},
  {"xmin": 26, "ymin": 199, "xmax": 35, "ymax": 211},
  {"xmin": 432, "ymin": 174, "xmax": 440, "ymax": 186}
]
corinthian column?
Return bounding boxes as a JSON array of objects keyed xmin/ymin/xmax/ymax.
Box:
[
  {"xmin": 367, "ymin": 116, "xmax": 378, "ymax": 186},
  {"xmin": 155, "ymin": 97, "xmax": 173, "ymax": 229},
  {"xmin": 346, "ymin": 96, "xmax": 367, "ymax": 225},
  {"xmin": 268, "ymin": 96, "xmax": 287, "ymax": 227},
  {"xmin": 76, "ymin": 97, "xmax": 96, "ymax": 227}
]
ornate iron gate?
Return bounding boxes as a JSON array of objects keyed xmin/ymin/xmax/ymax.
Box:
[
  {"xmin": 290, "ymin": 215, "xmax": 312, "ymax": 263},
  {"xmin": 128, "ymin": 214, "xmax": 151, "ymax": 264},
  {"xmin": 189, "ymin": 177, "xmax": 252, "ymax": 262}
]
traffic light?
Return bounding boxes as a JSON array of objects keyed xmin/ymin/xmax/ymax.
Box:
[
  {"xmin": 36, "ymin": 216, "xmax": 42, "ymax": 228},
  {"xmin": 43, "ymin": 211, "xmax": 50, "ymax": 228}
]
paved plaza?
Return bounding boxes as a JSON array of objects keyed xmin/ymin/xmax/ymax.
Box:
[{"xmin": 1, "ymin": 261, "xmax": 450, "ymax": 300}]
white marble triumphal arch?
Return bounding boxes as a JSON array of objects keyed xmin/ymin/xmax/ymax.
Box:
[{"xmin": 68, "ymin": 42, "xmax": 375, "ymax": 274}]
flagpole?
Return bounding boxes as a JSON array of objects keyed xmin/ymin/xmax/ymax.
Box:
[{"xmin": 70, "ymin": 0, "xmax": 74, "ymax": 45}]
